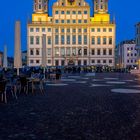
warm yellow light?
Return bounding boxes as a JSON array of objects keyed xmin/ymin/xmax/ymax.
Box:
[
  {"xmin": 91, "ymin": 13, "xmax": 110, "ymax": 23},
  {"xmin": 32, "ymin": 13, "xmax": 48, "ymax": 22}
]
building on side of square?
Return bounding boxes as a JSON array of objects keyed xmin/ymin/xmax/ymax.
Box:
[
  {"xmin": 27, "ymin": 0, "xmax": 116, "ymax": 67},
  {"xmin": 135, "ymin": 22, "xmax": 140, "ymax": 69},
  {"xmin": 116, "ymin": 40, "xmax": 137, "ymax": 69}
]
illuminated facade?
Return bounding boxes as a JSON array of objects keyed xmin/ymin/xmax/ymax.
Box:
[{"xmin": 27, "ymin": 0, "xmax": 116, "ymax": 67}]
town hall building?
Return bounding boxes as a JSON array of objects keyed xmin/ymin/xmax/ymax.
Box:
[{"xmin": 27, "ymin": 0, "xmax": 116, "ymax": 67}]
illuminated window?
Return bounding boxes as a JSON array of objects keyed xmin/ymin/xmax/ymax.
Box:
[
  {"xmin": 84, "ymin": 11, "xmax": 87, "ymax": 14},
  {"xmin": 42, "ymin": 28, "xmax": 45, "ymax": 32},
  {"xmin": 55, "ymin": 35, "xmax": 59, "ymax": 45},
  {"xmin": 30, "ymin": 49, "xmax": 34, "ymax": 55},
  {"xmin": 30, "ymin": 28, "xmax": 34, "ymax": 32},
  {"xmin": 103, "ymin": 37, "xmax": 107, "ymax": 44},
  {"xmin": 72, "ymin": 35, "xmax": 76, "ymax": 44},
  {"xmin": 78, "ymin": 35, "xmax": 82, "ymax": 44},
  {"xmin": 36, "ymin": 28, "xmax": 40, "ymax": 32},
  {"xmin": 84, "ymin": 35, "xmax": 87, "ymax": 44},
  {"xmin": 97, "ymin": 37, "xmax": 101, "ymax": 44},
  {"xmin": 36, "ymin": 36, "xmax": 40, "ymax": 45},
  {"xmin": 91, "ymin": 37, "xmax": 95, "ymax": 45},
  {"xmin": 30, "ymin": 36, "xmax": 34, "ymax": 45},
  {"xmin": 109, "ymin": 49, "xmax": 112, "ymax": 55},
  {"xmin": 55, "ymin": 11, "xmax": 59, "ymax": 14},
  {"xmin": 36, "ymin": 49, "xmax": 40, "ymax": 55},
  {"xmin": 103, "ymin": 49, "xmax": 106, "ymax": 55},
  {"xmin": 109, "ymin": 28, "xmax": 112, "ymax": 32},
  {"xmin": 48, "ymin": 37, "xmax": 51, "ymax": 45}
]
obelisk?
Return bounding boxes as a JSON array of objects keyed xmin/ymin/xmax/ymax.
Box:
[
  {"xmin": 3, "ymin": 45, "xmax": 8, "ymax": 69},
  {"xmin": 14, "ymin": 21, "xmax": 22, "ymax": 75}
]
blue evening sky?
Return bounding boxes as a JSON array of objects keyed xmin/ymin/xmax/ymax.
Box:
[{"xmin": 0, "ymin": 0, "xmax": 140, "ymax": 56}]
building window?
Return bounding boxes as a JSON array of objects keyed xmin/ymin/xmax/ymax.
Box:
[
  {"xmin": 97, "ymin": 60, "xmax": 100, "ymax": 63},
  {"xmin": 84, "ymin": 11, "xmax": 88, "ymax": 14},
  {"xmin": 84, "ymin": 49, "xmax": 87, "ymax": 56},
  {"xmin": 72, "ymin": 48, "xmax": 76, "ymax": 56},
  {"xmin": 48, "ymin": 28, "xmax": 51, "ymax": 32},
  {"xmin": 92, "ymin": 60, "xmax": 95, "ymax": 63},
  {"xmin": 84, "ymin": 29, "xmax": 87, "ymax": 33},
  {"xmin": 48, "ymin": 60, "xmax": 51, "ymax": 64},
  {"xmin": 91, "ymin": 37, "xmax": 95, "ymax": 45},
  {"xmin": 61, "ymin": 28, "xmax": 65, "ymax": 33},
  {"xmin": 78, "ymin": 35, "xmax": 82, "ymax": 44},
  {"xmin": 78, "ymin": 29, "xmax": 81, "ymax": 33},
  {"xmin": 73, "ymin": 29, "xmax": 76, "ymax": 33},
  {"xmin": 30, "ymin": 60, "xmax": 34, "ymax": 64},
  {"xmin": 73, "ymin": 20, "xmax": 76, "ymax": 23},
  {"xmin": 91, "ymin": 28, "xmax": 95, "ymax": 32},
  {"xmin": 67, "ymin": 29, "xmax": 70, "ymax": 33},
  {"xmin": 55, "ymin": 28, "xmax": 59, "ymax": 33},
  {"xmin": 83, "ymin": 60, "xmax": 87, "ymax": 66},
  {"xmin": 97, "ymin": 37, "xmax": 101, "ymax": 45},
  {"xmin": 36, "ymin": 28, "xmax": 40, "ymax": 32},
  {"xmin": 84, "ymin": 20, "xmax": 87, "ymax": 23},
  {"xmin": 61, "ymin": 35, "xmax": 65, "ymax": 44},
  {"xmin": 109, "ymin": 60, "xmax": 112, "ymax": 63},
  {"xmin": 109, "ymin": 37, "xmax": 113, "ymax": 45},
  {"xmin": 97, "ymin": 49, "xmax": 100, "ymax": 55},
  {"xmin": 61, "ymin": 48, "xmax": 65, "ymax": 56},
  {"xmin": 55, "ymin": 35, "xmax": 59, "ymax": 45},
  {"xmin": 103, "ymin": 28, "xmax": 106, "ymax": 32},
  {"xmin": 66, "ymin": 48, "xmax": 71, "ymax": 56},
  {"xmin": 109, "ymin": 49, "xmax": 112, "ymax": 55},
  {"xmin": 48, "ymin": 37, "xmax": 51, "ymax": 45},
  {"xmin": 78, "ymin": 20, "xmax": 82, "ymax": 23},
  {"xmin": 47, "ymin": 48, "xmax": 51, "ymax": 55},
  {"xmin": 55, "ymin": 60, "xmax": 59, "ymax": 66},
  {"xmin": 30, "ymin": 28, "xmax": 34, "ymax": 32},
  {"xmin": 55, "ymin": 48, "xmax": 59, "ymax": 56},
  {"xmin": 103, "ymin": 49, "xmax": 106, "ymax": 55},
  {"xmin": 72, "ymin": 11, "xmax": 76, "ymax": 14},
  {"xmin": 84, "ymin": 35, "xmax": 87, "ymax": 44},
  {"xmin": 78, "ymin": 11, "xmax": 81, "ymax": 14},
  {"xmin": 36, "ymin": 36, "xmax": 40, "ymax": 45},
  {"xmin": 30, "ymin": 36, "xmax": 34, "ymax": 45},
  {"xmin": 97, "ymin": 28, "xmax": 100, "ymax": 32},
  {"xmin": 103, "ymin": 37, "xmax": 107, "ymax": 45},
  {"xmin": 36, "ymin": 49, "xmax": 40, "ymax": 55},
  {"xmin": 55, "ymin": 20, "xmax": 59, "ymax": 23},
  {"xmin": 55, "ymin": 11, "xmax": 59, "ymax": 14},
  {"xmin": 61, "ymin": 20, "xmax": 65, "ymax": 23},
  {"xmin": 36, "ymin": 60, "xmax": 40, "ymax": 64},
  {"xmin": 72, "ymin": 35, "xmax": 76, "ymax": 44},
  {"xmin": 61, "ymin": 11, "xmax": 64, "ymax": 14},
  {"xmin": 78, "ymin": 60, "xmax": 81, "ymax": 65},
  {"xmin": 103, "ymin": 60, "xmax": 106, "ymax": 63},
  {"xmin": 30, "ymin": 49, "xmax": 34, "ymax": 55},
  {"xmin": 91, "ymin": 49, "xmax": 95, "ymax": 55},
  {"xmin": 67, "ymin": 20, "xmax": 70, "ymax": 23},
  {"xmin": 67, "ymin": 11, "xmax": 70, "ymax": 14},
  {"xmin": 109, "ymin": 28, "xmax": 112, "ymax": 32},
  {"xmin": 67, "ymin": 35, "xmax": 70, "ymax": 44},
  {"xmin": 42, "ymin": 28, "xmax": 45, "ymax": 32}
]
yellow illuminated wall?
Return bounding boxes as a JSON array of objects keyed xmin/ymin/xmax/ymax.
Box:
[
  {"xmin": 32, "ymin": 14, "xmax": 48, "ymax": 22},
  {"xmin": 91, "ymin": 13, "xmax": 110, "ymax": 23}
]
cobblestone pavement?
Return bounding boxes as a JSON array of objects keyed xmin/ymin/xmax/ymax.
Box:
[{"xmin": 0, "ymin": 73, "xmax": 140, "ymax": 140}]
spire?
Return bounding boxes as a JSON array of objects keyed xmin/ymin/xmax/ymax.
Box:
[
  {"xmin": 34, "ymin": 0, "xmax": 48, "ymax": 14},
  {"xmin": 94, "ymin": 0, "xmax": 108, "ymax": 14}
]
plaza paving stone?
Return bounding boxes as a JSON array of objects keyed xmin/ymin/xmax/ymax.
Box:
[{"xmin": 0, "ymin": 73, "xmax": 140, "ymax": 140}]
